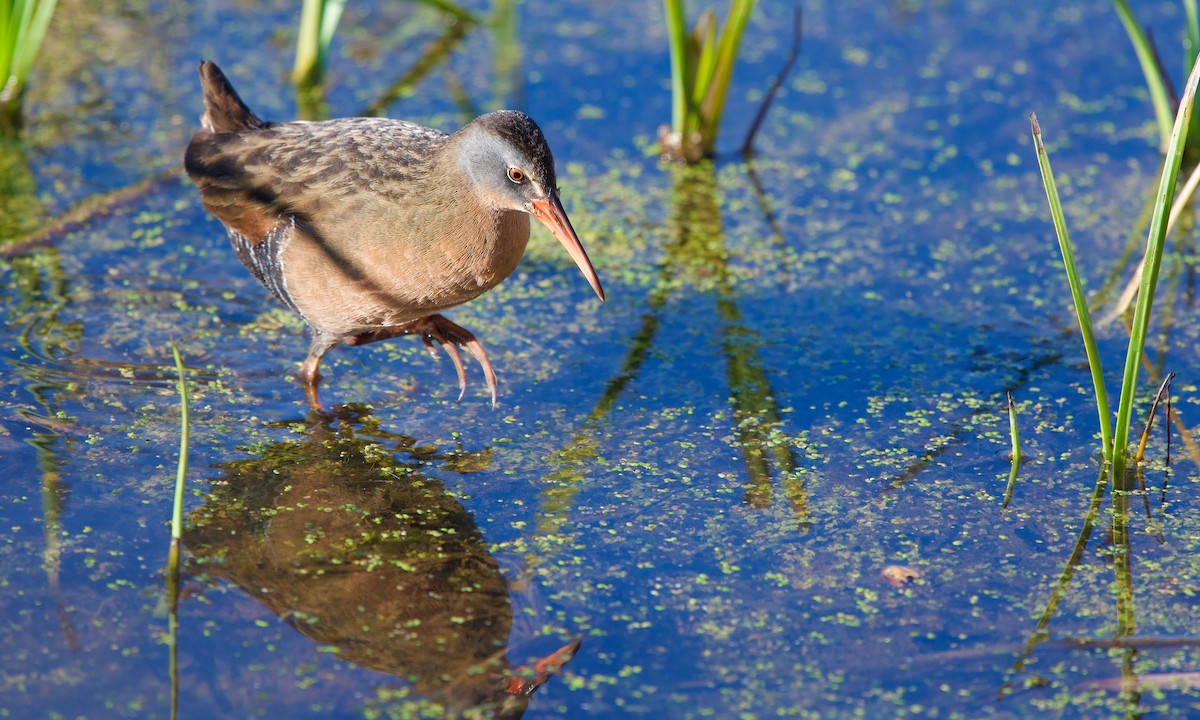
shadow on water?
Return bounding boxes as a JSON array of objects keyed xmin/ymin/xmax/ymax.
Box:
[
  {"xmin": 298, "ymin": 1, "xmax": 484, "ymax": 122},
  {"xmin": 1, "ymin": 143, "xmax": 84, "ymax": 652},
  {"xmin": 0, "ymin": 139, "xmax": 45, "ymax": 241},
  {"xmin": 532, "ymin": 161, "xmax": 809, "ymax": 556},
  {"xmin": 358, "ymin": 8, "xmax": 474, "ymax": 120},
  {"xmin": 185, "ymin": 405, "xmax": 578, "ymax": 719}
]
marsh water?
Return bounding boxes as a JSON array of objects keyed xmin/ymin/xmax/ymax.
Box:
[{"xmin": 3, "ymin": 0, "xmax": 1200, "ymax": 717}]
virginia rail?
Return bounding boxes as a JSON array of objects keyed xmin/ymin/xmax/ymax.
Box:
[{"xmin": 184, "ymin": 61, "xmax": 604, "ymax": 409}]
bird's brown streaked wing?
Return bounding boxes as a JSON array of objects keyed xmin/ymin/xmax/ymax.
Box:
[
  {"xmin": 185, "ymin": 131, "xmax": 296, "ymax": 245},
  {"xmin": 185, "ymin": 118, "xmax": 449, "ymax": 244}
]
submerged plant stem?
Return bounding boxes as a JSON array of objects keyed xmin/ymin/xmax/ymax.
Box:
[
  {"xmin": 166, "ymin": 342, "xmax": 189, "ymax": 720},
  {"xmin": 1, "ymin": 167, "xmax": 180, "ymax": 257},
  {"xmin": 999, "ymin": 465, "xmax": 1109, "ymax": 699}
]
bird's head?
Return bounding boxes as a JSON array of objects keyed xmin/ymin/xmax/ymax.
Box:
[{"xmin": 456, "ymin": 111, "xmax": 604, "ymax": 301}]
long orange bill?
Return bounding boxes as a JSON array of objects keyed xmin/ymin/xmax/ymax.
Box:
[{"xmin": 530, "ymin": 194, "xmax": 605, "ymax": 301}]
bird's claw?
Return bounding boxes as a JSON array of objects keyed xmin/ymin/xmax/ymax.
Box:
[
  {"xmin": 411, "ymin": 315, "xmax": 498, "ymax": 407},
  {"xmin": 420, "ymin": 327, "xmax": 468, "ymax": 399},
  {"xmin": 346, "ymin": 315, "xmax": 498, "ymax": 406}
]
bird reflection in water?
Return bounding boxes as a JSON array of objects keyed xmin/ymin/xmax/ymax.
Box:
[{"xmin": 186, "ymin": 405, "xmax": 578, "ymax": 718}]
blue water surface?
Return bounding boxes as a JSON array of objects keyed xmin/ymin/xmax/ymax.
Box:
[{"xmin": 2, "ymin": 1, "xmax": 1200, "ymax": 718}]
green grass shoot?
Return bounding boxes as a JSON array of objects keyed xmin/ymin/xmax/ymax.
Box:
[
  {"xmin": 169, "ymin": 342, "xmax": 189, "ymax": 549},
  {"xmin": 1030, "ymin": 52, "xmax": 1200, "ymax": 484},
  {"xmin": 0, "ymin": 0, "xmax": 59, "ymax": 130},
  {"xmin": 661, "ymin": 0, "xmax": 755, "ymax": 161},
  {"xmin": 1003, "ymin": 392, "xmax": 1020, "ymax": 508}
]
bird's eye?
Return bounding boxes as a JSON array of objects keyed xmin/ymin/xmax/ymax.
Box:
[{"xmin": 507, "ymin": 167, "xmax": 525, "ymax": 184}]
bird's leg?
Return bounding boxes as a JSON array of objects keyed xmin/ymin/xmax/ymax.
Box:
[
  {"xmin": 299, "ymin": 331, "xmax": 341, "ymax": 411},
  {"xmin": 505, "ymin": 639, "xmax": 581, "ymax": 696},
  {"xmin": 346, "ymin": 314, "xmax": 498, "ymax": 406}
]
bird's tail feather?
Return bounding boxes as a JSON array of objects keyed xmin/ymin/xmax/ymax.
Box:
[{"xmin": 197, "ymin": 60, "xmax": 266, "ymax": 133}]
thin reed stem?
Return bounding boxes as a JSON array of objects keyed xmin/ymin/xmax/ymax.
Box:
[{"xmin": 169, "ymin": 342, "xmax": 189, "ymax": 543}]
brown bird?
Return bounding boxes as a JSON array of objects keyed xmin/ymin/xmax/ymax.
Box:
[{"xmin": 184, "ymin": 61, "xmax": 604, "ymax": 410}]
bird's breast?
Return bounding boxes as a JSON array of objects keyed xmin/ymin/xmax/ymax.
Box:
[{"xmin": 279, "ymin": 205, "xmax": 530, "ymax": 337}]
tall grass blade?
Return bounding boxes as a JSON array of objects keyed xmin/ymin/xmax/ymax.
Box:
[
  {"xmin": 699, "ymin": 0, "xmax": 754, "ymax": 154},
  {"xmin": 1029, "ymin": 113, "xmax": 1113, "ymax": 458},
  {"xmin": 10, "ymin": 0, "xmax": 58, "ymax": 88},
  {"xmin": 293, "ymin": 0, "xmax": 323, "ymax": 87},
  {"xmin": 1186, "ymin": 0, "xmax": 1199, "ymax": 78},
  {"xmin": 317, "ymin": 0, "xmax": 346, "ymax": 66},
  {"xmin": 1110, "ymin": 54, "xmax": 1200, "ymax": 488},
  {"xmin": 1, "ymin": 0, "xmax": 59, "ymax": 133},
  {"xmin": 293, "ymin": 0, "xmax": 346, "ymax": 88},
  {"xmin": 664, "ymin": 0, "xmax": 690, "ymax": 138},
  {"xmin": 691, "ymin": 11, "xmax": 717, "ymax": 136},
  {"xmin": 1111, "ymin": 0, "xmax": 1176, "ymax": 148}
]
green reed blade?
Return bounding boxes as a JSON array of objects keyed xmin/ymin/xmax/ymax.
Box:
[
  {"xmin": 1111, "ymin": 54, "xmax": 1200, "ymax": 488},
  {"xmin": 1187, "ymin": 0, "xmax": 1199, "ymax": 75},
  {"xmin": 2, "ymin": 0, "xmax": 59, "ymax": 100},
  {"xmin": 11, "ymin": 0, "xmax": 56, "ymax": 85},
  {"xmin": 1029, "ymin": 113, "xmax": 1113, "ymax": 458},
  {"xmin": 293, "ymin": 0, "xmax": 322, "ymax": 85},
  {"xmin": 293, "ymin": 0, "xmax": 344, "ymax": 87},
  {"xmin": 1111, "ymin": 0, "xmax": 1176, "ymax": 148},
  {"xmin": 664, "ymin": 0, "xmax": 690, "ymax": 136},
  {"xmin": 0, "ymin": 6, "xmax": 12, "ymax": 84},
  {"xmin": 699, "ymin": 0, "xmax": 754, "ymax": 153},
  {"xmin": 317, "ymin": 0, "xmax": 346, "ymax": 65},
  {"xmin": 692, "ymin": 11, "xmax": 717, "ymax": 132},
  {"xmin": 1185, "ymin": 0, "xmax": 1200, "ymax": 147}
]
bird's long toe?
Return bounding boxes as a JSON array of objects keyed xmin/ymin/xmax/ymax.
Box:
[
  {"xmin": 420, "ymin": 330, "xmax": 469, "ymax": 400},
  {"xmin": 413, "ymin": 315, "xmax": 498, "ymax": 407}
]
